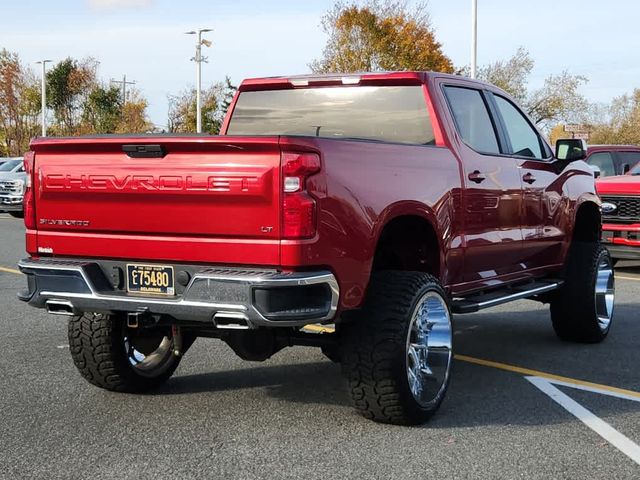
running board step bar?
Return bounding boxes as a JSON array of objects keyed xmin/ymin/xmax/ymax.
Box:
[{"xmin": 451, "ymin": 280, "xmax": 563, "ymax": 314}]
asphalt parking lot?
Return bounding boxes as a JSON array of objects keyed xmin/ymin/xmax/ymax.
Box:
[{"xmin": 0, "ymin": 212, "xmax": 638, "ymax": 479}]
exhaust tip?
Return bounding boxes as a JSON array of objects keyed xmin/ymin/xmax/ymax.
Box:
[
  {"xmin": 213, "ymin": 312, "xmax": 250, "ymax": 330},
  {"xmin": 45, "ymin": 300, "xmax": 76, "ymax": 316}
]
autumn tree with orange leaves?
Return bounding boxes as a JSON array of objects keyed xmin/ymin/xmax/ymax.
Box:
[
  {"xmin": 311, "ymin": 0, "xmax": 454, "ymax": 74},
  {"xmin": 0, "ymin": 49, "xmax": 40, "ymax": 156}
]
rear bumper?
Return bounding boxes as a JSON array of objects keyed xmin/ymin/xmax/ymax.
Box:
[{"xmin": 17, "ymin": 258, "xmax": 339, "ymax": 328}]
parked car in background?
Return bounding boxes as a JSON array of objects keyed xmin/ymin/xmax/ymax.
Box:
[
  {"xmin": 585, "ymin": 145, "xmax": 640, "ymax": 177},
  {"xmin": 0, "ymin": 158, "xmax": 27, "ymax": 218},
  {"xmin": 597, "ymin": 162, "xmax": 640, "ymax": 261}
]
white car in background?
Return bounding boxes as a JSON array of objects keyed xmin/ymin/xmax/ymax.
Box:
[{"xmin": 0, "ymin": 158, "xmax": 26, "ymax": 218}]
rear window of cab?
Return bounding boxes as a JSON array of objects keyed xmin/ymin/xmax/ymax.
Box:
[{"xmin": 226, "ymin": 86, "xmax": 436, "ymax": 145}]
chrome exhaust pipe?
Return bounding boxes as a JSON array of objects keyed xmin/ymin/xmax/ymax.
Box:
[
  {"xmin": 213, "ymin": 312, "xmax": 250, "ymax": 330},
  {"xmin": 45, "ymin": 300, "xmax": 76, "ymax": 316}
]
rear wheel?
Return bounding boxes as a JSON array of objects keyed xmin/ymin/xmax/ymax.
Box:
[
  {"xmin": 68, "ymin": 313, "xmax": 193, "ymax": 392},
  {"xmin": 550, "ymin": 243, "xmax": 615, "ymax": 343},
  {"xmin": 340, "ymin": 271, "xmax": 453, "ymax": 425}
]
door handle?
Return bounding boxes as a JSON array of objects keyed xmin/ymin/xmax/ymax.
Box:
[
  {"xmin": 523, "ymin": 172, "xmax": 537, "ymax": 184},
  {"xmin": 468, "ymin": 170, "xmax": 486, "ymax": 184}
]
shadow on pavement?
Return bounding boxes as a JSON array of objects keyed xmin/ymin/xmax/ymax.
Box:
[{"xmin": 154, "ymin": 303, "xmax": 640, "ymax": 428}]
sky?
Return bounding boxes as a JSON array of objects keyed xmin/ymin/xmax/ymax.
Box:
[{"xmin": 2, "ymin": 0, "xmax": 639, "ymax": 129}]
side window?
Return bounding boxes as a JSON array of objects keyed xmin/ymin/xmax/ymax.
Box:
[
  {"xmin": 493, "ymin": 96, "xmax": 544, "ymax": 159},
  {"xmin": 616, "ymin": 152, "xmax": 640, "ymax": 174},
  {"xmin": 443, "ymin": 86, "xmax": 500, "ymax": 154},
  {"xmin": 587, "ymin": 152, "xmax": 616, "ymax": 177}
]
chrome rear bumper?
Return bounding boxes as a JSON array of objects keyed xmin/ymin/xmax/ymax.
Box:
[{"xmin": 18, "ymin": 258, "xmax": 339, "ymax": 328}]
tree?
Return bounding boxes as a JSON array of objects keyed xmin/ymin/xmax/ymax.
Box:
[
  {"xmin": 476, "ymin": 46, "xmax": 533, "ymax": 103},
  {"xmin": 46, "ymin": 57, "xmax": 98, "ymax": 135},
  {"xmin": 476, "ymin": 47, "xmax": 589, "ymax": 129},
  {"xmin": 0, "ymin": 49, "xmax": 40, "ymax": 155},
  {"xmin": 590, "ymin": 89, "xmax": 640, "ymax": 145},
  {"xmin": 116, "ymin": 90, "xmax": 153, "ymax": 134},
  {"xmin": 311, "ymin": 0, "xmax": 454, "ymax": 74},
  {"xmin": 82, "ymin": 85, "xmax": 122, "ymax": 134},
  {"xmin": 219, "ymin": 76, "xmax": 237, "ymax": 120},
  {"xmin": 168, "ymin": 80, "xmax": 232, "ymax": 134}
]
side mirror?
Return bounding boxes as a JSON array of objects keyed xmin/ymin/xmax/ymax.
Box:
[
  {"xmin": 555, "ymin": 138, "xmax": 587, "ymax": 161},
  {"xmin": 589, "ymin": 165, "xmax": 601, "ymax": 179},
  {"xmin": 622, "ymin": 163, "xmax": 630, "ymax": 174}
]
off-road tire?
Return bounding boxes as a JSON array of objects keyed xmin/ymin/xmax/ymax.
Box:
[
  {"xmin": 68, "ymin": 313, "xmax": 192, "ymax": 392},
  {"xmin": 550, "ymin": 242, "xmax": 614, "ymax": 343},
  {"xmin": 340, "ymin": 271, "xmax": 453, "ymax": 425}
]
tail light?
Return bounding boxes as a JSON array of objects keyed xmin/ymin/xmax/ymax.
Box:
[
  {"xmin": 23, "ymin": 151, "xmax": 36, "ymax": 229},
  {"xmin": 281, "ymin": 151, "xmax": 321, "ymax": 239}
]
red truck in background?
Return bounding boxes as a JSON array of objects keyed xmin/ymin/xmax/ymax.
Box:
[
  {"xmin": 18, "ymin": 72, "xmax": 615, "ymax": 425},
  {"xmin": 597, "ymin": 162, "xmax": 640, "ymax": 261},
  {"xmin": 585, "ymin": 144, "xmax": 640, "ymax": 177}
]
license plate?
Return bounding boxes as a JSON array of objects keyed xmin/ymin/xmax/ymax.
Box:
[{"xmin": 126, "ymin": 264, "xmax": 175, "ymax": 295}]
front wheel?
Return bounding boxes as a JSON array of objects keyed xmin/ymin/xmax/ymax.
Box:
[
  {"xmin": 340, "ymin": 271, "xmax": 453, "ymax": 425},
  {"xmin": 9, "ymin": 211, "xmax": 23, "ymax": 219},
  {"xmin": 550, "ymin": 243, "xmax": 615, "ymax": 343},
  {"xmin": 68, "ymin": 313, "xmax": 193, "ymax": 392}
]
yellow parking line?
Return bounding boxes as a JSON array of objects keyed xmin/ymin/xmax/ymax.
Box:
[
  {"xmin": 301, "ymin": 325, "xmax": 640, "ymax": 398},
  {"xmin": 617, "ymin": 275, "xmax": 640, "ymax": 282},
  {"xmin": 0, "ymin": 266, "xmax": 20, "ymax": 274},
  {"xmin": 455, "ymin": 354, "xmax": 640, "ymax": 399}
]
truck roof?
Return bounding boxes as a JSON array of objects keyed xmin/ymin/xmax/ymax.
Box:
[
  {"xmin": 588, "ymin": 144, "xmax": 640, "ymax": 152},
  {"xmin": 238, "ymin": 71, "xmax": 488, "ymax": 91}
]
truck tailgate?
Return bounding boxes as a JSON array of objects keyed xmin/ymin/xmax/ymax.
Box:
[{"xmin": 30, "ymin": 136, "xmax": 282, "ymax": 263}]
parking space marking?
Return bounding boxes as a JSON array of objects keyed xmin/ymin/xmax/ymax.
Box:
[
  {"xmin": 455, "ymin": 354, "xmax": 640, "ymax": 400},
  {"xmin": 0, "ymin": 266, "xmax": 20, "ymax": 274},
  {"xmin": 617, "ymin": 275, "xmax": 640, "ymax": 282},
  {"xmin": 527, "ymin": 376, "xmax": 640, "ymax": 466}
]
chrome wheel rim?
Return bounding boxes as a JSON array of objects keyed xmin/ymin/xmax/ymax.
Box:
[
  {"xmin": 123, "ymin": 329, "xmax": 175, "ymax": 378},
  {"xmin": 405, "ymin": 291, "xmax": 452, "ymax": 407},
  {"xmin": 594, "ymin": 254, "xmax": 615, "ymax": 332}
]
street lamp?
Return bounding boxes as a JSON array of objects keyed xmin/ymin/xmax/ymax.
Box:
[
  {"xmin": 470, "ymin": 0, "xmax": 477, "ymax": 79},
  {"xmin": 36, "ymin": 60, "xmax": 52, "ymax": 136},
  {"xmin": 185, "ymin": 28, "xmax": 213, "ymax": 133}
]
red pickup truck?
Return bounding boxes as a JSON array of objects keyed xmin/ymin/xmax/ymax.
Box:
[
  {"xmin": 18, "ymin": 72, "xmax": 615, "ymax": 425},
  {"xmin": 597, "ymin": 163, "xmax": 640, "ymax": 261}
]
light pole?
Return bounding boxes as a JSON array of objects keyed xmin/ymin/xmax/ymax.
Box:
[
  {"xmin": 185, "ymin": 28, "xmax": 212, "ymax": 133},
  {"xmin": 36, "ymin": 60, "xmax": 52, "ymax": 136},
  {"xmin": 470, "ymin": 0, "xmax": 477, "ymax": 79}
]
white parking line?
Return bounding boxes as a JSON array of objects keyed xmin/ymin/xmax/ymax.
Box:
[{"xmin": 527, "ymin": 376, "xmax": 640, "ymax": 466}]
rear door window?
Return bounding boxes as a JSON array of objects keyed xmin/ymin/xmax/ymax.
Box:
[
  {"xmin": 587, "ymin": 152, "xmax": 616, "ymax": 177},
  {"xmin": 443, "ymin": 86, "xmax": 500, "ymax": 154}
]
